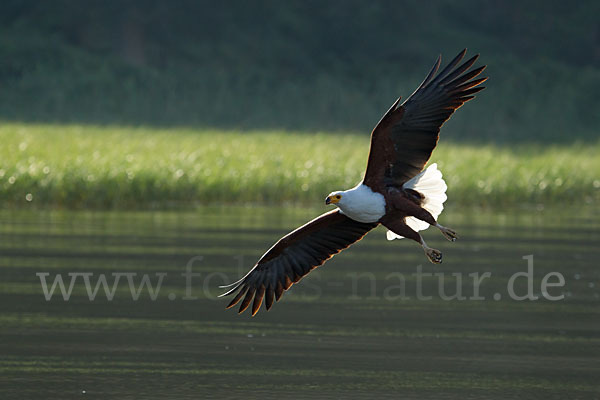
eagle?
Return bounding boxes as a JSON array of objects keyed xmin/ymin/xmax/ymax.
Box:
[{"xmin": 221, "ymin": 49, "xmax": 486, "ymax": 315}]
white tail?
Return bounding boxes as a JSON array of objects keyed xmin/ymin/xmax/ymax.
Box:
[{"xmin": 386, "ymin": 163, "xmax": 448, "ymax": 240}]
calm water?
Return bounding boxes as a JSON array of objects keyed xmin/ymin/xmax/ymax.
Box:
[{"xmin": 0, "ymin": 205, "xmax": 599, "ymax": 399}]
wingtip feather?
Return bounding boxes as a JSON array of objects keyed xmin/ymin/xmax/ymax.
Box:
[
  {"xmin": 251, "ymin": 285, "xmax": 266, "ymax": 316},
  {"xmin": 226, "ymin": 286, "xmax": 247, "ymax": 309},
  {"xmin": 265, "ymin": 287, "xmax": 274, "ymax": 310},
  {"xmin": 238, "ymin": 287, "xmax": 256, "ymax": 313}
]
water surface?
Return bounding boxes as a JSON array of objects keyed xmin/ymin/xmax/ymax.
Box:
[{"xmin": 1, "ymin": 205, "xmax": 599, "ymax": 399}]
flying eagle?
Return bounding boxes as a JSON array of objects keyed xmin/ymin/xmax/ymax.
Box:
[{"xmin": 221, "ymin": 49, "xmax": 486, "ymax": 315}]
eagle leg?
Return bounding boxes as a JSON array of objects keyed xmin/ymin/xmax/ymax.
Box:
[
  {"xmin": 423, "ymin": 245, "xmax": 443, "ymax": 264},
  {"xmin": 380, "ymin": 217, "xmax": 443, "ymax": 264},
  {"xmin": 435, "ymin": 224, "xmax": 458, "ymax": 242},
  {"xmin": 386, "ymin": 189, "xmax": 458, "ymax": 243}
]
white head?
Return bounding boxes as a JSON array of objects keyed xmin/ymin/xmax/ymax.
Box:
[{"xmin": 325, "ymin": 191, "xmax": 345, "ymax": 206}]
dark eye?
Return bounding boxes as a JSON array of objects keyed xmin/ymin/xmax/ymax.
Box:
[{"xmin": 336, "ymin": 195, "xmax": 341, "ymax": 199}]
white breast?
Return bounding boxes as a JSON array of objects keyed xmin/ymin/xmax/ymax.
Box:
[{"xmin": 337, "ymin": 183, "xmax": 386, "ymax": 223}]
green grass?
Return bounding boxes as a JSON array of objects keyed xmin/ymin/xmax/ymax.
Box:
[{"xmin": 0, "ymin": 123, "xmax": 598, "ymax": 209}]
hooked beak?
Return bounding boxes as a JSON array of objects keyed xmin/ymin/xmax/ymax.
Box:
[{"xmin": 325, "ymin": 196, "xmax": 340, "ymax": 205}]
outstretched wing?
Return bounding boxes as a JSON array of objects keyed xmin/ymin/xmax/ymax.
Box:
[
  {"xmin": 363, "ymin": 49, "xmax": 487, "ymax": 190},
  {"xmin": 220, "ymin": 210, "xmax": 378, "ymax": 315}
]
